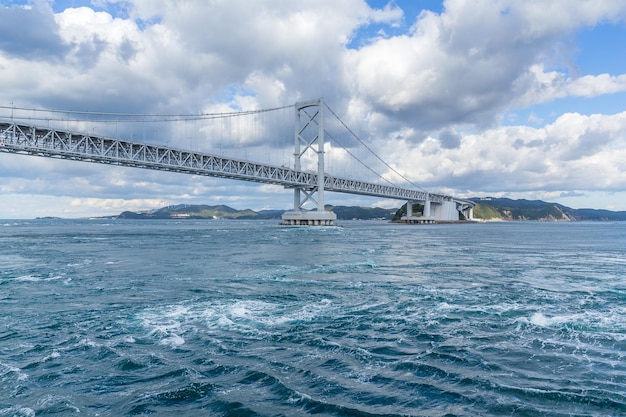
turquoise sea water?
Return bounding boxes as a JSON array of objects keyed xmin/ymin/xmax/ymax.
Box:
[{"xmin": 1, "ymin": 219, "xmax": 625, "ymax": 416}]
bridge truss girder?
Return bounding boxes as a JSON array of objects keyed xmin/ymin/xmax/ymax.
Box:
[{"xmin": 0, "ymin": 120, "xmax": 473, "ymax": 211}]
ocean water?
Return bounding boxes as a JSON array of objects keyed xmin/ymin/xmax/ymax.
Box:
[{"xmin": 0, "ymin": 219, "xmax": 625, "ymax": 416}]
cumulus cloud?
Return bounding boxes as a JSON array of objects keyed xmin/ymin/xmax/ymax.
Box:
[
  {"xmin": 345, "ymin": 0, "xmax": 626, "ymax": 133},
  {"xmin": 383, "ymin": 110, "xmax": 626, "ymax": 195},
  {"xmin": 0, "ymin": 3, "xmax": 68, "ymax": 60},
  {"xmin": 514, "ymin": 65, "xmax": 626, "ymax": 106},
  {"xmin": 4, "ymin": 1, "xmax": 625, "ymax": 121},
  {"xmin": 1, "ymin": 0, "xmax": 626, "ymax": 217},
  {"xmin": 437, "ymin": 128, "xmax": 461, "ymax": 149}
]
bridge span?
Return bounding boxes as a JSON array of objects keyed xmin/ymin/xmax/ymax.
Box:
[{"xmin": 0, "ymin": 100, "xmax": 474, "ymax": 224}]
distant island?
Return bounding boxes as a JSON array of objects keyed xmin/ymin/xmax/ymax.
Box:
[{"xmin": 114, "ymin": 198, "xmax": 626, "ymax": 222}]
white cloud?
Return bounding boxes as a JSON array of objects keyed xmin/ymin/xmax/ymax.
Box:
[
  {"xmin": 515, "ymin": 65, "xmax": 626, "ymax": 106},
  {"xmin": 566, "ymin": 74, "xmax": 626, "ymax": 97},
  {"xmin": 383, "ymin": 110, "xmax": 626, "ymax": 196},
  {"xmin": 2, "ymin": 0, "xmax": 626, "ymax": 217},
  {"xmin": 344, "ymin": 0, "xmax": 626, "ymax": 132}
]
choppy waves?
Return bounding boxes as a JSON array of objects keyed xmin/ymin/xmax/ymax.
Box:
[{"xmin": 1, "ymin": 220, "xmax": 625, "ymax": 416}]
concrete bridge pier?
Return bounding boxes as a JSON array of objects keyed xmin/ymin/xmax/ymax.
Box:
[
  {"xmin": 424, "ymin": 199, "xmax": 431, "ymax": 218},
  {"xmin": 281, "ymin": 209, "xmax": 336, "ymax": 226},
  {"xmin": 400, "ymin": 197, "xmax": 474, "ymax": 223},
  {"xmin": 401, "ymin": 198, "xmax": 435, "ymax": 224},
  {"xmin": 457, "ymin": 202, "xmax": 474, "ymax": 221}
]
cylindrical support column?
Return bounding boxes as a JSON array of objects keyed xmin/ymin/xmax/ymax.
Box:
[
  {"xmin": 424, "ymin": 198, "xmax": 431, "ymax": 218},
  {"xmin": 293, "ymin": 189, "xmax": 300, "ymax": 212},
  {"xmin": 406, "ymin": 201, "xmax": 413, "ymax": 217}
]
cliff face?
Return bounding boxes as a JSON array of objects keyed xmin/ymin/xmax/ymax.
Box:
[
  {"xmin": 390, "ymin": 198, "xmax": 626, "ymax": 222},
  {"xmin": 472, "ymin": 199, "xmax": 573, "ymax": 221}
]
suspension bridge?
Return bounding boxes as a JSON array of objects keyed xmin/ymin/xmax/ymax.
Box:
[{"xmin": 0, "ymin": 98, "xmax": 474, "ymax": 225}]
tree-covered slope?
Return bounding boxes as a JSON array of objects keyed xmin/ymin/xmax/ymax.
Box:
[{"xmin": 470, "ymin": 198, "xmax": 626, "ymax": 221}]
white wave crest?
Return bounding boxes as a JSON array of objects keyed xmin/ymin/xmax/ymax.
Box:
[{"xmin": 0, "ymin": 406, "xmax": 35, "ymax": 417}]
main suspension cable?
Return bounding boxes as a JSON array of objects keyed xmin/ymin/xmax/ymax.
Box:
[
  {"xmin": 0, "ymin": 104, "xmax": 294, "ymax": 124},
  {"xmin": 324, "ymin": 103, "xmax": 428, "ymax": 193},
  {"xmin": 324, "ymin": 129, "xmax": 399, "ymax": 188}
]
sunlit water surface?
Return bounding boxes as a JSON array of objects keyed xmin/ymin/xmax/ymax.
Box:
[{"xmin": 1, "ymin": 219, "xmax": 625, "ymax": 416}]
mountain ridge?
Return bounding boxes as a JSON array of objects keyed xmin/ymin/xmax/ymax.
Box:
[
  {"xmin": 117, "ymin": 204, "xmax": 396, "ymax": 220},
  {"xmin": 469, "ymin": 197, "xmax": 626, "ymax": 221},
  {"xmin": 115, "ymin": 198, "xmax": 626, "ymax": 221}
]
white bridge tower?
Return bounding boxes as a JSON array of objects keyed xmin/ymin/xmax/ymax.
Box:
[{"xmin": 281, "ymin": 98, "xmax": 337, "ymax": 226}]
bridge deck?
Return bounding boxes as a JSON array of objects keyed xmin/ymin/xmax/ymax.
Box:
[{"xmin": 0, "ymin": 121, "xmax": 468, "ymax": 205}]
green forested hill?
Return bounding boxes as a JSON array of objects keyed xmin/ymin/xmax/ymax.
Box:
[
  {"xmin": 116, "ymin": 199, "xmax": 626, "ymax": 222},
  {"xmin": 391, "ymin": 198, "xmax": 626, "ymax": 222},
  {"xmin": 118, "ymin": 204, "xmax": 257, "ymax": 219},
  {"xmin": 469, "ymin": 198, "xmax": 626, "ymax": 221},
  {"xmin": 118, "ymin": 204, "xmax": 396, "ymax": 220}
]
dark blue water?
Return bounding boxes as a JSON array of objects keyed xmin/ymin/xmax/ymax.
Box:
[{"xmin": 1, "ymin": 219, "xmax": 625, "ymax": 416}]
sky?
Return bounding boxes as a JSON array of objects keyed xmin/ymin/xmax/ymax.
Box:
[{"xmin": 1, "ymin": 0, "xmax": 626, "ymax": 218}]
